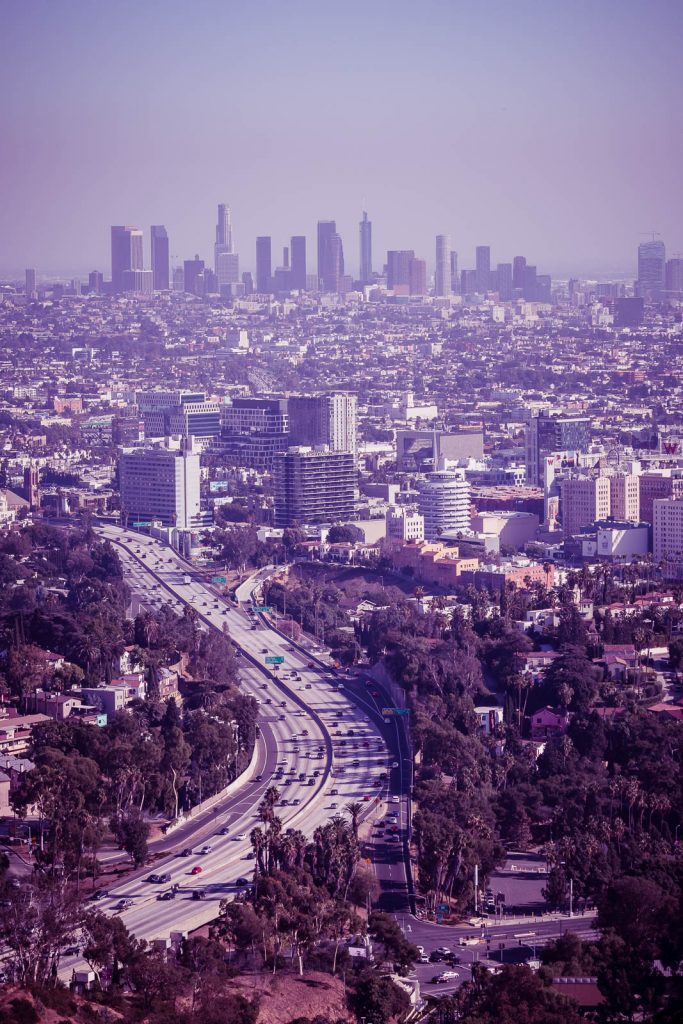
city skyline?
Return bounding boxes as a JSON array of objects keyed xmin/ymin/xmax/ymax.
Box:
[{"xmin": 2, "ymin": 0, "xmax": 683, "ymax": 277}]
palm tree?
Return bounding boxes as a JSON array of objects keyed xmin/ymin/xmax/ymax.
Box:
[{"xmin": 345, "ymin": 801, "xmax": 363, "ymax": 840}]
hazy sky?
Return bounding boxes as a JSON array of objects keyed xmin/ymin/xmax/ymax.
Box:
[{"xmin": 1, "ymin": 0, "xmax": 682, "ymax": 279}]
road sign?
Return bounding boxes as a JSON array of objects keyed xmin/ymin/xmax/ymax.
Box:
[
  {"xmin": 211, "ymin": 575, "xmax": 227, "ymax": 584},
  {"xmin": 265, "ymin": 656, "xmax": 285, "ymax": 665},
  {"xmin": 253, "ymin": 605, "xmax": 271, "ymax": 613},
  {"xmin": 437, "ymin": 903, "xmax": 449, "ymax": 911},
  {"xmin": 382, "ymin": 707, "xmax": 410, "ymax": 717}
]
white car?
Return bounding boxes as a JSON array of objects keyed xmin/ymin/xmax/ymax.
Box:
[
  {"xmin": 391, "ymin": 795, "xmax": 400, "ymax": 803},
  {"xmin": 199, "ymin": 844, "xmax": 212, "ymax": 855},
  {"xmin": 235, "ymin": 832, "xmax": 247, "ymax": 841}
]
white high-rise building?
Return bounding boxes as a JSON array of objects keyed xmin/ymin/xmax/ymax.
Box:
[
  {"xmin": 118, "ymin": 439, "xmax": 201, "ymax": 530},
  {"xmin": 435, "ymin": 234, "xmax": 452, "ymax": 297},
  {"xmin": 418, "ymin": 470, "xmax": 470, "ymax": 539},
  {"xmin": 288, "ymin": 393, "xmax": 357, "ymax": 457}
]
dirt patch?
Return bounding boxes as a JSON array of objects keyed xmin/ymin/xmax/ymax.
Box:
[{"xmin": 227, "ymin": 970, "xmax": 353, "ymax": 1024}]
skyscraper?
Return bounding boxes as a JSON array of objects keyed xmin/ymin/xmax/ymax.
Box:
[
  {"xmin": 496, "ymin": 262, "xmax": 513, "ymax": 300},
  {"xmin": 290, "ymin": 235, "xmax": 307, "ymax": 290},
  {"xmin": 215, "ymin": 203, "xmax": 233, "ymax": 254},
  {"xmin": 666, "ymin": 257, "xmax": 683, "ymax": 298},
  {"xmin": 25, "ymin": 268, "xmax": 36, "ymax": 298},
  {"xmin": 256, "ymin": 236, "xmax": 272, "ymax": 293},
  {"xmin": 435, "ymin": 235, "xmax": 451, "ymax": 297},
  {"xmin": 475, "ymin": 245, "xmax": 491, "ymax": 293},
  {"xmin": 450, "ymin": 251, "xmax": 459, "ymax": 293},
  {"xmin": 359, "ymin": 211, "xmax": 372, "ymax": 284},
  {"xmin": 317, "ymin": 220, "xmax": 344, "ymax": 293},
  {"xmin": 512, "ymin": 255, "xmax": 527, "ymax": 293},
  {"xmin": 111, "ymin": 226, "xmax": 143, "ymax": 293},
  {"xmin": 150, "ymin": 225, "xmax": 170, "ymax": 291},
  {"xmin": 409, "ymin": 258, "xmax": 427, "ymax": 296},
  {"xmin": 638, "ymin": 239, "xmax": 666, "ymax": 300},
  {"xmin": 183, "ymin": 256, "xmax": 205, "ymax": 296},
  {"xmin": 386, "ymin": 250, "xmax": 414, "ymax": 290},
  {"xmin": 288, "ymin": 392, "xmax": 357, "ymax": 456}
]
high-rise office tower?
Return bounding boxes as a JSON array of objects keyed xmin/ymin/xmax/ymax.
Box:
[
  {"xmin": 450, "ymin": 251, "xmax": 459, "ymax": 293},
  {"xmin": 88, "ymin": 270, "xmax": 103, "ymax": 294},
  {"xmin": 290, "ymin": 235, "xmax": 306, "ymax": 290},
  {"xmin": 111, "ymin": 226, "xmax": 143, "ymax": 293},
  {"xmin": 435, "ymin": 235, "xmax": 451, "ymax": 296},
  {"xmin": 523, "ymin": 264, "xmax": 538, "ymax": 300},
  {"xmin": 273, "ymin": 447, "xmax": 357, "ymax": 527},
  {"xmin": 359, "ymin": 211, "xmax": 372, "ymax": 284},
  {"xmin": 496, "ymin": 262, "xmax": 513, "ymax": 300},
  {"xmin": 638, "ymin": 239, "xmax": 666, "ymax": 300},
  {"xmin": 512, "ymin": 255, "xmax": 527, "ymax": 293},
  {"xmin": 317, "ymin": 220, "xmax": 344, "ymax": 293},
  {"xmin": 183, "ymin": 257, "xmax": 205, "ymax": 296},
  {"xmin": 256, "ymin": 236, "xmax": 272, "ymax": 293},
  {"xmin": 409, "ymin": 258, "xmax": 427, "ymax": 296},
  {"xmin": 150, "ymin": 225, "xmax": 170, "ymax": 291},
  {"xmin": 475, "ymin": 245, "xmax": 491, "ymax": 294},
  {"xmin": 216, "ymin": 251, "xmax": 240, "ymax": 290},
  {"xmin": 387, "ymin": 250, "xmax": 414, "ymax": 290},
  {"xmin": 122, "ymin": 269, "xmax": 153, "ymax": 294},
  {"xmin": 119, "ymin": 438, "xmax": 201, "ymax": 531},
  {"xmin": 25, "ymin": 268, "xmax": 36, "ymax": 298},
  {"xmin": 666, "ymin": 257, "xmax": 683, "ymax": 298},
  {"xmin": 288, "ymin": 392, "xmax": 357, "ymax": 456},
  {"xmin": 215, "ymin": 203, "xmax": 233, "ymax": 253},
  {"xmin": 525, "ymin": 410, "xmax": 592, "ymax": 487}
]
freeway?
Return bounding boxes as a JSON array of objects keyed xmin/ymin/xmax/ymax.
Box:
[{"xmin": 74, "ymin": 524, "xmax": 405, "ymax": 949}]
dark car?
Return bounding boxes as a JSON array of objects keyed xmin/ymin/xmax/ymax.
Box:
[
  {"xmin": 180, "ymin": 847, "xmax": 193, "ymax": 857},
  {"xmin": 157, "ymin": 890, "xmax": 176, "ymax": 901},
  {"xmin": 192, "ymin": 889, "xmax": 206, "ymax": 900},
  {"xmin": 235, "ymin": 876, "xmax": 250, "ymax": 886}
]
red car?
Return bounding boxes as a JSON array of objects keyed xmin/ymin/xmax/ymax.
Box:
[
  {"xmin": 363, "ymin": 795, "xmax": 372, "ymax": 802},
  {"xmin": 307, "ymin": 662, "xmax": 314, "ymax": 668},
  {"xmin": 190, "ymin": 866, "xmax": 203, "ymax": 875}
]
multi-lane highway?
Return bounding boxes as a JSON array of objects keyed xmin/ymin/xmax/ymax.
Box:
[{"xmin": 79, "ymin": 524, "xmax": 409, "ymax": 947}]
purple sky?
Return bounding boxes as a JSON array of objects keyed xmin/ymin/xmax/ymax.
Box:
[{"xmin": 1, "ymin": 0, "xmax": 682, "ymax": 279}]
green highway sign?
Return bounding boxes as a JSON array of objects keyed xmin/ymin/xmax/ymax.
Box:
[
  {"xmin": 265, "ymin": 655, "xmax": 285, "ymax": 665},
  {"xmin": 211, "ymin": 575, "xmax": 227, "ymax": 584},
  {"xmin": 253, "ymin": 605, "xmax": 271, "ymax": 612},
  {"xmin": 382, "ymin": 707, "xmax": 410, "ymax": 717}
]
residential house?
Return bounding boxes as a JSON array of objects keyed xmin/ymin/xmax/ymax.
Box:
[{"xmin": 529, "ymin": 706, "xmax": 570, "ymax": 740}]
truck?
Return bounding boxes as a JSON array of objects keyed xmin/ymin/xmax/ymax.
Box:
[{"xmin": 183, "ymin": 574, "xmax": 191, "ymax": 585}]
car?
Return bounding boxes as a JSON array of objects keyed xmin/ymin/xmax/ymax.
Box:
[
  {"xmin": 352, "ymin": 759, "xmax": 360, "ymax": 767},
  {"xmin": 279, "ymin": 714, "xmax": 286, "ymax": 721},
  {"xmin": 391, "ymin": 795, "xmax": 400, "ymax": 803},
  {"xmin": 190, "ymin": 865, "xmax": 203, "ymax": 875},
  {"xmin": 308, "ymin": 778, "xmax": 315, "ymax": 785},
  {"xmin": 435, "ymin": 946, "xmax": 451, "ymax": 956},
  {"xmin": 192, "ymin": 889, "xmax": 206, "ymax": 900},
  {"xmin": 292, "ymin": 798, "xmax": 301, "ymax": 805},
  {"xmin": 235, "ymin": 833, "xmax": 247, "ymax": 841},
  {"xmin": 63, "ymin": 945, "xmax": 80, "ymax": 956},
  {"xmin": 363, "ymin": 795, "xmax": 372, "ymax": 802},
  {"xmin": 157, "ymin": 889, "xmax": 176, "ymax": 901},
  {"xmin": 91, "ymin": 889, "xmax": 109, "ymax": 900},
  {"xmin": 429, "ymin": 951, "xmax": 444, "ymax": 962},
  {"xmin": 387, "ymin": 834, "xmax": 400, "ymax": 843},
  {"xmin": 307, "ymin": 662, "xmax": 314, "ymax": 668},
  {"xmin": 261, "ymin": 648, "xmax": 268, "ymax": 654},
  {"xmin": 180, "ymin": 847, "xmax": 193, "ymax": 857},
  {"xmin": 418, "ymin": 954, "xmax": 430, "ymax": 964},
  {"xmin": 115, "ymin": 899, "xmax": 133, "ymax": 911},
  {"xmin": 392, "ymin": 761, "xmax": 399, "ymax": 769},
  {"xmin": 330, "ymin": 788, "xmax": 339, "ymax": 796},
  {"xmin": 254, "ymin": 774, "xmax": 263, "ymax": 782},
  {"xmin": 330, "ymin": 802, "xmax": 338, "ymax": 809},
  {"xmin": 235, "ymin": 877, "xmax": 249, "ymax": 886},
  {"xmin": 199, "ymin": 844, "xmax": 212, "ymax": 854}
]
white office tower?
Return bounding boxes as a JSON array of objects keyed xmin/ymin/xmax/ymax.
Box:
[
  {"xmin": 653, "ymin": 498, "xmax": 683, "ymax": 564},
  {"xmin": 435, "ymin": 234, "xmax": 452, "ymax": 297},
  {"xmin": 418, "ymin": 468, "xmax": 470, "ymax": 540},
  {"xmin": 119, "ymin": 438, "xmax": 200, "ymax": 530}
]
